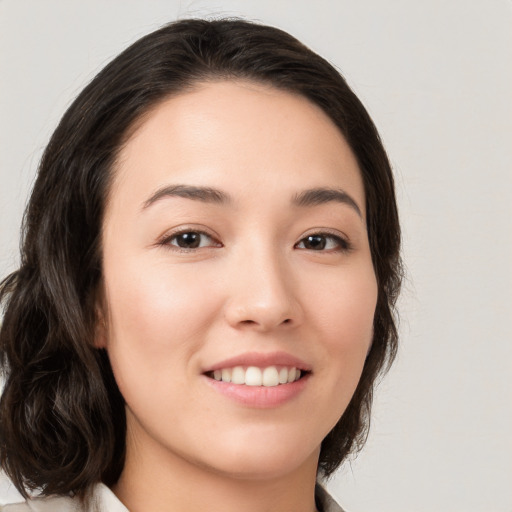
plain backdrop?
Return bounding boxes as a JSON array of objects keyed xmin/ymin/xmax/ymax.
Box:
[{"xmin": 1, "ymin": 1, "xmax": 511, "ymax": 511}]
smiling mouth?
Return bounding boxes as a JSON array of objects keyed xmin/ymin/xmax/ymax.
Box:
[{"xmin": 205, "ymin": 366, "xmax": 307, "ymax": 387}]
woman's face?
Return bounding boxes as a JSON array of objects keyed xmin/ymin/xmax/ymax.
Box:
[{"xmin": 99, "ymin": 81, "xmax": 377, "ymax": 480}]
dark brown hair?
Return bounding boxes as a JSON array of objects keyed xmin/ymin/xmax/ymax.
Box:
[{"xmin": 0, "ymin": 18, "xmax": 401, "ymax": 498}]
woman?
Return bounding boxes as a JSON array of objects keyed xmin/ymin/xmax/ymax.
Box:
[{"xmin": 0, "ymin": 19, "xmax": 401, "ymax": 512}]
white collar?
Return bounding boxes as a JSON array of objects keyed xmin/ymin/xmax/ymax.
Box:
[
  {"xmin": 2, "ymin": 482, "xmax": 344, "ymax": 512},
  {"xmin": 0, "ymin": 483, "xmax": 127, "ymax": 512}
]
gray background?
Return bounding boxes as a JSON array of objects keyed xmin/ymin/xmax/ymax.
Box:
[{"xmin": 1, "ymin": 1, "xmax": 511, "ymax": 511}]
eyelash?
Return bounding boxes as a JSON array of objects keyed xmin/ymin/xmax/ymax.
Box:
[
  {"xmin": 159, "ymin": 229, "xmax": 221, "ymax": 252},
  {"xmin": 159, "ymin": 229, "xmax": 351, "ymax": 253},
  {"xmin": 295, "ymin": 231, "xmax": 351, "ymax": 253}
]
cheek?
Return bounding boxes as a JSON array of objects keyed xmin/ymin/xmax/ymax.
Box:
[
  {"xmin": 309, "ymin": 263, "xmax": 377, "ymax": 344},
  {"xmin": 282, "ymin": 263, "xmax": 378, "ymax": 446},
  {"xmin": 102, "ymin": 258, "xmax": 221, "ymax": 382},
  {"xmin": 306, "ymin": 263, "xmax": 377, "ymax": 392}
]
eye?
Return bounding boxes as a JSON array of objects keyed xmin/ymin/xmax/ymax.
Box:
[
  {"xmin": 295, "ymin": 233, "xmax": 350, "ymax": 252},
  {"xmin": 163, "ymin": 230, "xmax": 221, "ymax": 250}
]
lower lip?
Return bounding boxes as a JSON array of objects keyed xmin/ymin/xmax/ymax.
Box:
[{"xmin": 203, "ymin": 374, "xmax": 310, "ymax": 408}]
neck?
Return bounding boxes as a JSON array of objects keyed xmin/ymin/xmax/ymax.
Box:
[{"xmin": 113, "ymin": 425, "xmax": 320, "ymax": 512}]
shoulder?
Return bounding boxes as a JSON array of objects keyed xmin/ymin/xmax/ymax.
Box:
[
  {"xmin": 0, "ymin": 495, "xmax": 81, "ymax": 512},
  {"xmin": 0, "ymin": 481, "xmax": 128, "ymax": 512},
  {"xmin": 315, "ymin": 483, "xmax": 347, "ymax": 512}
]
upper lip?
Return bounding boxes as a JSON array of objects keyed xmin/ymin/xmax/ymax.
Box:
[{"xmin": 203, "ymin": 351, "xmax": 312, "ymax": 373}]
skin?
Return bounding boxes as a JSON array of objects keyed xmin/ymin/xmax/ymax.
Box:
[{"xmin": 97, "ymin": 81, "xmax": 377, "ymax": 512}]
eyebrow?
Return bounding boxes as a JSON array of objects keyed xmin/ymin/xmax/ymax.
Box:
[
  {"xmin": 142, "ymin": 184, "xmax": 231, "ymax": 210},
  {"xmin": 142, "ymin": 184, "xmax": 362, "ymax": 218},
  {"xmin": 292, "ymin": 187, "xmax": 363, "ymax": 218}
]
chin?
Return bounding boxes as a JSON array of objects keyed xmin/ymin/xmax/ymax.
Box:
[{"xmin": 189, "ymin": 435, "xmax": 321, "ymax": 481}]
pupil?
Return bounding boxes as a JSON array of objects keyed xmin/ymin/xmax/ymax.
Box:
[
  {"xmin": 178, "ymin": 232, "xmax": 200, "ymax": 248},
  {"xmin": 305, "ymin": 235, "xmax": 325, "ymax": 250}
]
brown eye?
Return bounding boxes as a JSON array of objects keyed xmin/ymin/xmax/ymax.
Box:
[
  {"xmin": 296, "ymin": 233, "xmax": 349, "ymax": 252},
  {"xmin": 168, "ymin": 231, "xmax": 218, "ymax": 249},
  {"xmin": 303, "ymin": 235, "xmax": 326, "ymax": 250}
]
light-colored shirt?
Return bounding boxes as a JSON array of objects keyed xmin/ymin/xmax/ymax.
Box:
[
  {"xmin": 0, "ymin": 483, "xmax": 127, "ymax": 512},
  {"xmin": 0, "ymin": 482, "xmax": 344, "ymax": 512}
]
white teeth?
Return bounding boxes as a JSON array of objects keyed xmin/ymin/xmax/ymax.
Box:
[
  {"xmin": 213, "ymin": 366, "xmax": 303, "ymax": 387},
  {"xmin": 245, "ymin": 367, "xmax": 263, "ymax": 386},
  {"xmin": 231, "ymin": 366, "xmax": 245, "ymax": 385},
  {"xmin": 262, "ymin": 366, "xmax": 279, "ymax": 387}
]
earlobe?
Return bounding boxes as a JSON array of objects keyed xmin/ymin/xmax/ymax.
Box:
[
  {"xmin": 93, "ymin": 289, "xmax": 109, "ymax": 349},
  {"xmin": 93, "ymin": 308, "xmax": 108, "ymax": 349}
]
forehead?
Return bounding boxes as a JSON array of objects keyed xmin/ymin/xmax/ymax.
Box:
[{"xmin": 110, "ymin": 80, "xmax": 365, "ymax": 215}]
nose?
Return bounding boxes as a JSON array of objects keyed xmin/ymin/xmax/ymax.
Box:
[{"xmin": 223, "ymin": 249, "xmax": 303, "ymax": 332}]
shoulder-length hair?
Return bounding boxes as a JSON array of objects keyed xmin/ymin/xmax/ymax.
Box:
[{"xmin": 0, "ymin": 18, "xmax": 401, "ymax": 498}]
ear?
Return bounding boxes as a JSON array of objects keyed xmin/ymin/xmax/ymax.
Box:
[{"xmin": 93, "ymin": 290, "xmax": 109, "ymax": 349}]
